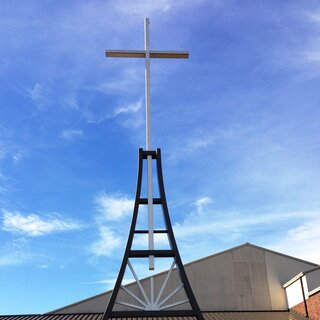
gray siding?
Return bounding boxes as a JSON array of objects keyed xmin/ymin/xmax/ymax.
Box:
[{"xmin": 51, "ymin": 244, "xmax": 317, "ymax": 314}]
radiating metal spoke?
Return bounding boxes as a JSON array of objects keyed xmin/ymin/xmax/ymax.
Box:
[
  {"xmin": 150, "ymin": 276, "xmax": 154, "ymax": 304},
  {"xmin": 159, "ymin": 299, "xmax": 189, "ymax": 310},
  {"xmin": 120, "ymin": 285, "xmax": 147, "ymax": 307},
  {"xmin": 155, "ymin": 260, "xmax": 176, "ymax": 304},
  {"xmin": 127, "ymin": 260, "xmax": 150, "ymax": 304},
  {"xmin": 115, "ymin": 301, "xmax": 145, "ymax": 310},
  {"xmin": 158, "ymin": 283, "xmax": 184, "ymax": 307}
]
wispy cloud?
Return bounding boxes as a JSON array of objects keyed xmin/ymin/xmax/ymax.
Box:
[
  {"xmin": 175, "ymin": 203, "xmax": 318, "ymax": 239},
  {"xmin": 26, "ymin": 83, "xmax": 49, "ymax": 109},
  {"xmin": 89, "ymin": 193, "xmax": 134, "ymax": 258},
  {"xmin": 133, "ymin": 233, "xmax": 169, "ymax": 249},
  {"xmin": 171, "ymin": 197, "xmax": 320, "ymax": 261},
  {"xmin": 185, "ymin": 135, "xmax": 216, "ymax": 152},
  {"xmin": 304, "ymin": 51, "xmax": 320, "ymax": 64},
  {"xmin": 114, "ymin": 99, "xmax": 145, "ymax": 131},
  {"xmin": 2, "ymin": 210, "xmax": 82, "ymax": 237},
  {"xmin": 96, "ymin": 68, "xmax": 142, "ymax": 95},
  {"xmin": 113, "ymin": 0, "xmax": 173, "ymax": 14},
  {"xmin": 270, "ymin": 217, "xmax": 320, "ymax": 264},
  {"xmin": 113, "ymin": 0, "xmax": 210, "ymax": 16},
  {"xmin": 112, "ymin": 99, "xmax": 143, "ymax": 117},
  {"xmin": 12, "ymin": 152, "xmax": 23, "ymax": 163},
  {"xmin": 82, "ymin": 277, "xmax": 135, "ymax": 290},
  {"xmin": 28, "ymin": 83, "xmax": 44, "ymax": 102},
  {"xmin": 195, "ymin": 197, "xmax": 212, "ymax": 212},
  {"xmin": 168, "ymin": 129, "xmax": 234, "ymax": 161},
  {"xmin": 0, "ymin": 238, "xmax": 32, "ymax": 267},
  {"xmin": 61, "ymin": 129, "xmax": 83, "ymax": 140},
  {"xmin": 77, "ymin": 97, "xmax": 143, "ymax": 127},
  {"xmin": 95, "ymin": 193, "xmax": 134, "ymax": 221},
  {"xmin": 0, "ymin": 136, "xmax": 25, "ymax": 165},
  {"xmin": 307, "ymin": 11, "xmax": 320, "ymax": 23},
  {"xmin": 89, "ymin": 226, "xmax": 123, "ymax": 257}
]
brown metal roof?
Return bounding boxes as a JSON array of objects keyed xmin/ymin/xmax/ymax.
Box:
[{"xmin": 0, "ymin": 312, "xmax": 306, "ymax": 320}]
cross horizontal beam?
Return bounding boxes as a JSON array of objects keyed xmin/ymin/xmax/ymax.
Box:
[
  {"xmin": 139, "ymin": 198, "xmax": 162, "ymax": 204},
  {"xmin": 129, "ymin": 250, "xmax": 174, "ymax": 257},
  {"xmin": 134, "ymin": 229, "xmax": 167, "ymax": 234},
  {"xmin": 106, "ymin": 50, "xmax": 189, "ymax": 59}
]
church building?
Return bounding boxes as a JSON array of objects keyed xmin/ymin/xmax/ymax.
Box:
[{"xmin": 1, "ymin": 243, "xmax": 319, "ymax": 319}]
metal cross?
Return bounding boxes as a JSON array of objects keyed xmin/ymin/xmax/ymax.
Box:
[{"xmin": 106, "ymin": 18, "xmax": 189, "ymax": 270}]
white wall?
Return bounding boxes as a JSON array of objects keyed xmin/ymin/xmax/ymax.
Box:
[{"xmin": 285, "ymin": 279, "xmax": 304, "ymax": 308}]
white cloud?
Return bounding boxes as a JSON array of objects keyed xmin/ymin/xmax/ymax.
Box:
[
  {"xmin": 114, "ymin": 0, "xmax": 173, "ymax": 14},
  {"xmin": 64, "ymin": 95, "xmax": 80, "ymax": 110},
  {"xmin": 74, "ymin": 94, "xmax": 143, "ymax": 126},
  {"xmin": 307, "ymin": 11, "xmax": 320, "ymax": 23},
  {"xmin": 82, "ymin": 277, "xmax": 135, "ymax": 290},
  {"xmin": 168, "ymin": 129, "xmax": 234, "ymax": 161},
  {"xmin": 270, "ymin": 217, "xmax": 320, "ymax": 264},
  {"xmin": 112, "ymin": 99, "xmax": 143, "ymax": 117},
  {"xmin": 0, "ymin": 238, "xmax": 32, "ymax": 266},
  {"xmin": 12, "ymin": 152, "xmax": 23, "ymax": 163},
  {"xmin": 175, "ymin": 206, "xmax": 318, "ymax": 240},
  {"xmin": 133, "ymin": 233, "xmax": 169, "ymax": 249},
  {"xmin": 26, "ymin": 83, "xmax": 50, "ymax": 110},
  {"xmin": 186, "ymin": 135, "xmax": 216, "ymax": 152},
  {"xmin": 113, "ymin": 0, "xmax": 210, "ymax": 16},
  {"xmin": 89, "ymin": 226, "xmax": 123, "ymax": 257},
  {"xmin": 112, "ymin": 99, "xmax": 144, "ymax": 131},
  {"xmin": 2, "ymin": 210, "xmax": 82, "ymax": 237},
  {"xmin": 28, "ymin": 83, "xmax": 44, "ymax": 102},
  {"xmin": 0, "ymin": 185, "xmax": 8, "ymax": 194},
  {"xmin": 96, "ymin": 68, "xmax": 142, "ymax": 95},
  {"xmin": 89, "ymin": 193, "xmax": 134, "ymax": 258},
  {"xmin": 304, "ymin": 51, "xmax": 320, "ymax": 63},
  {"xmin": 0, "ymin": 139, "xmax": 24, "ymax": 165},
  {"xmin": 170, "ymin": 197, "xmax": 320, "ymax": 261},
  {"xmin": 95, "ymin": 193, "xmax": 134, "ymax": 221},
  {"xmin": 195, "ymin": 197, "xmax": 212, "ymax": 213},
  {"xmin": 61, "ymin": 129, "xmax": 83, "ymax": 140}
]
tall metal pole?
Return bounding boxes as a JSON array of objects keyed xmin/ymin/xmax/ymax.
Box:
[
  {"xmin": 145, "ymin": 18, "xmax": 152, "ymax": 151},
  {"xmin": 144, "ymin": 18, "xmax": 154, "ymax": 270}
]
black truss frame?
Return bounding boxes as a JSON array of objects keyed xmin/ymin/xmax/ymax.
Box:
[{"xmin": 103, "ymin": 148, "xmax": 204, "ymax": 320}]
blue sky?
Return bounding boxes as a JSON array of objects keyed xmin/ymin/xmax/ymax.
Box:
[{"xmin": 1, "ymin": 0, "xmax": 320, "ymax": 314}]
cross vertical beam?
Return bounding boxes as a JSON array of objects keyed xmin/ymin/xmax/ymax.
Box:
[
  {"xmin": 145, "ymin": 18, "xmax": 152, "ymax": 151},
  {"xmin": 144, "ymin": 18, "xmax": 155, "ymax": 270}
]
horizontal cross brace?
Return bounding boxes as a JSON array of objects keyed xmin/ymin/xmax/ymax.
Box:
[
  {"xmin": 134, "ymin": 230, "xmax": 167, "ymax": 234},
  {"xmin": 139, "ymin": 198, "xmax": 162, "ymax": 204},
  {"xmin": 129, "ymin": 250, "xmax": 174, "ymax": 257},
  {"xmin": 106, "ymin": 50, "xmax": 189, "ymax": 59},
  {"xmin": 109, "ymin": 310, "xmax": 196, "ymax": 317},
  {"xmin": 142, "ymin": 150, "xmax": 157, "ymax": 159}
]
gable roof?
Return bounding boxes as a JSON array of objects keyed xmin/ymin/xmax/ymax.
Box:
[{"xmin": 48, "ymin": 242, "xmax": 318, "ymax": 314}]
